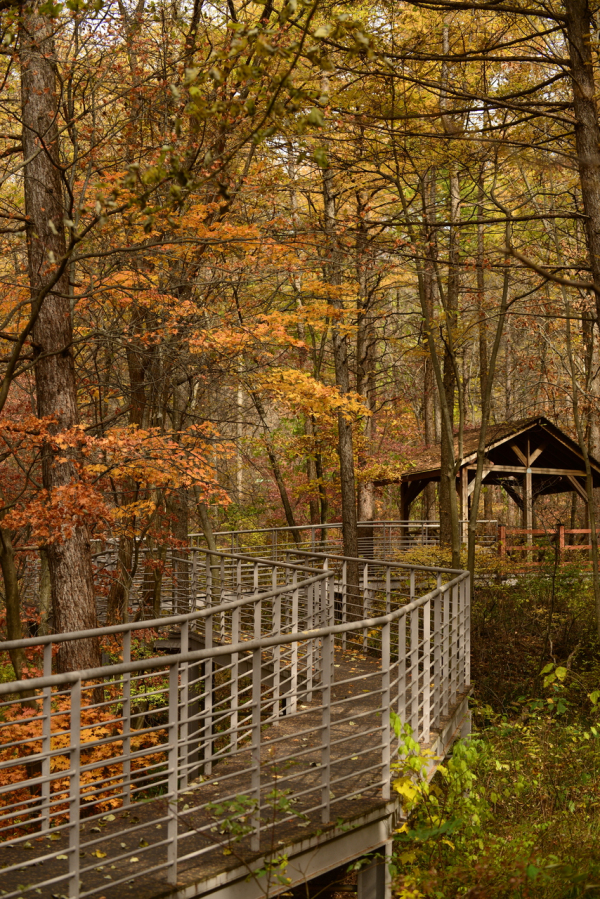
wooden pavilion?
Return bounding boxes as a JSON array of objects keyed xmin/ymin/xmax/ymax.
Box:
[{"xmin": 375, "ymin": 416, "xmax": 600, "ymax": 530}]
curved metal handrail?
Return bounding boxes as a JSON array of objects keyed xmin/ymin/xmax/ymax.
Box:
[{"xmin": 0, "ymin": 538, "xmax": 471, "ymax": 899}]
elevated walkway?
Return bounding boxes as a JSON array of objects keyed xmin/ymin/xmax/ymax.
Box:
[{"xmin": 0, "ymin": 533, "xmax": 470, "ymax": 898}]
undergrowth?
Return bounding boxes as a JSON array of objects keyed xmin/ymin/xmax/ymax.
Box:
[{"xmin": 391, "ymin": 562, "xmax": 600, "ymax": 898}]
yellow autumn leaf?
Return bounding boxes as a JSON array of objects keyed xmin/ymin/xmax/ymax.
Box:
[{"xmin": 393, "ymin": 778, "xmax": 419, "ymax": 802}]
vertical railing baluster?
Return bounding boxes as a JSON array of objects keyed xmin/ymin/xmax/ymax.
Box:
[
  {"xmin": 180, "ymin": 621, "xmax": 189, "ymax": 789},
  {"xmin": 341, "ymin": 560, "xmax": 347, "ymax": 649},
  {"xmin": 254, "ymin": 590, "xmax": 262, "ymax": 641},
  {"xmin": 398, "ymin": 614, "xmax": 406, "ymax": 722},
  {"xmin": 204, "ymin": 612, "xmax": 213, "ymax": 775},
  {"xmin": 306, "ymin": 582, "xmax": 313, "ymax": 702},
  {"xmin": 251, "ymin": 648, "xmax": 262, "ymax": 851},
  {"xmin": 382, "ymin": 619, "xmax": 391, "ymax": 799},
  {"xmin": 321, "ymin": 633, "xmax": 331, "ymax": 824},
  {"xmin": 41, "ymin": 643, "xmax": 52, "ymax": 831},
  {"xmin": 273, "ymin": 569, "xmax": 281, "ymax": 717},
  {"xmin": 385, "ymin": 567, "xmax": 391, "ymax": 615},
  {"xmin": 422, "ymin": 599, "xmax": 431, "ymax": 743},
  {"xmin": 190, "ymin": 550, "xmax": 197, "ymax": 612},
  {"xmin": 68, "ymin": 677, "xmax": 81, "ymax": 899},
  {"xmin": 433, "ymin": 588, "xmax": 442, "ymax": 732},
  {"xmin": 410, "ymin": 607, "xmax": 419, "ymax": 738},
  {"xmin": 290, "ymin": 572, "xmax": 298, "ymax": 714},
  {"xmin": 232, "ymin": 605, "xmax": 240, "ymax": 746},
  {"xmin": 464, "ymin": 574, "xmax": 471, "ymax": 689},
  {"xmin": 122, "ymin": 631, "xmax": 131, "ymax": 806},
  {"xmin": 206, "ymin": 552, "xmax": 212, "ymax": 607},
  {"xmin": 236, "ymin": 558, "xmax": 242, "ymax": 600},
  {"xmin": 451, "ymin": 583, "xmax": 458, "ymax": 706},
  {"xmin": 327, "ymin": 571, "xmax": 335, "ymax": 684},
  {"xmin": 362, "ymin": 562, "xmax": 369, "ymax": 651},
  {"xmin": 167, "ymin": 663, "xmax": 179, "ymax": 885},
  {"xmin": 442, "ymin": 584, "xmax": 450, "ymax": 716}
]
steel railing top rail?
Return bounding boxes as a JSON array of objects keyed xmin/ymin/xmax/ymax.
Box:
[
  {"xmin": 0, "ymin": 555, "xmax": 329, "ymax": 652},
  {"xmin": 189, "ymin": 519, "xmax": 498, "ymax": 538},
  {"xmin": 0, "ymin": 568, "xmax": 469, "ymax": 698},
  {"xmin": 273, "ymin": 547, "xmax": 467, "ymax": 576}
]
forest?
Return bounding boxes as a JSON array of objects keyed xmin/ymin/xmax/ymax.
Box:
[{"xmin": 3, "ymin": 0, "xmax": 600, "ymax": 896}]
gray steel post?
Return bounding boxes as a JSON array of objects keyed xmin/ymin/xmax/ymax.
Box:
[
  {"xmin": 68, "ymin": 678, "xmax": 81, "ymax": 899},
  {"xmin": 167, "ymin": 663, "xmax": 179, "ymax": 884},
  {"xmin": 251, "ymin": 648, "xmax": 262, "ymax": 851}
]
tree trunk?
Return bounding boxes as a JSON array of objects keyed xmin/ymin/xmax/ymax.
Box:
[
  {"xmin": 435, "ymin": 25, "xmax": 462, "ymax": 565},
  {"xmin": 38, "ymin": 548, "xmax": 52, "ymax": 636},
  {"xmin": 565, "ymin": 290, "xmax": 600, "ymax": 638},
  {"xmin": 477, "ymin": 172, "xmax": 494, "ymax": 527},
  {"xmin": 439, "ymin": 341, "xmax": 456, "ymax": 547},
  {"xmin": 106, "ymin": 538, "xmax": 133, "ymax": 624},
  {"xmin": 564, "ymin": 0, "xmax": 600, "ymax": 322},
  {"xmin": 323, "ymin": 166, "xmax": 359, "ymax": 582},
  {"xmin": 423, "ymin": 168, "xmax": 438, "ymax": 521},
  {"xmin": 314, "ymin": 436, "xmax": 329, "ymax": 538},
  {"xmin": 438, "ymin": 164, "xmax": 461, "ymax": 561},
  {"xmin": 251, "ymin": 390, "xmax": 300, "ymax": 543},
  {"xmin": 0, "ymin": 528, "xmax": 37, "ymax": 705},
  {"xmin": 167, "ymin": 487, "xmax": 189, "ymax": 613},
  {"xmin": 356, "ymin": 189, "xmax": 376, "ymax": 524},
  {"xmin": 20, "ymin": 4, "xmax": 100, "ymax": 674},
  {"xmin": 467, "ymin": 222, "xmax": 512, "ymax": 584},
  {"xmin": 0, "ymin": 527, "xmax": 26, "ymax": 681}
]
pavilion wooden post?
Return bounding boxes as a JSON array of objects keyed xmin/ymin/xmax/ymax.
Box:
[
  {"xmin": 559, "ymin": 525, "xmax": 565, "ymax": 561},
  {"xmin": 400, "ymin": 481, "xmax": 409, "ymax": 546},
  {"xmin": 524, "ymin": 441, "xmax": 533, "ymax": 549},
  {"xmin": 460, "ymin": 467, "xmax": 468, "ymax": 545}
]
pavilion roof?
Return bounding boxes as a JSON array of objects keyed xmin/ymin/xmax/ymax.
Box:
[{"xmin": 374, "ymin": 416, "xmax": 600, "ymax": 487}]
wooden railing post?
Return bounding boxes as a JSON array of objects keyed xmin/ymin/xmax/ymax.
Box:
[
  {"xmin": 559, "ymin": 525, "xmax": 565, "ymax": 560},
  {"xmin": 499, "ymin": 525, "xmax": 506, "ymax": 558}
]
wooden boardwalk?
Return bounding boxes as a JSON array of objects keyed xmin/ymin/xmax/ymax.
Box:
[{"xmin": 0, "ymin": 546, "xmax": 471, "ymax": 899}]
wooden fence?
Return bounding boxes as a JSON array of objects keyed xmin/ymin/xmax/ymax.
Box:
[{"xmin": 499, "ymin": 525, "xmax": 592, "ymax": 558}]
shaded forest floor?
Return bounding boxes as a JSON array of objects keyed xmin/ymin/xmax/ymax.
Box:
[{"xmin": 389, "ymin": 565, "xmax": 600, "ymax": 899}]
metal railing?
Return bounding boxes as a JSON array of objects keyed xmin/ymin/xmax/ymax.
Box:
[
  {"xmin": 0, "ymin": 546, "xmax": 470, "ymax": 899},
  {"xmin": 190, "ymin": 519, "xmax": 499, "ymax": 558}
]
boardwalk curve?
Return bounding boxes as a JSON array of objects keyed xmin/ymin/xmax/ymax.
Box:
[{"xmin": 0, "ymin": 536, "xmax": 470, "ymax": 899}]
